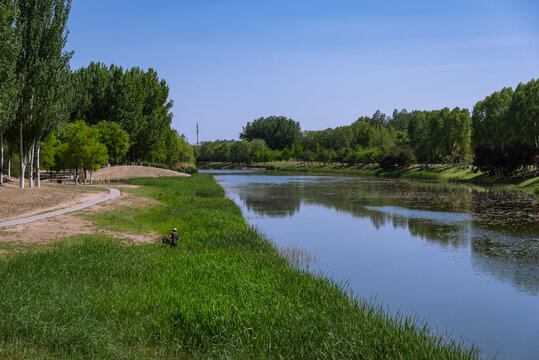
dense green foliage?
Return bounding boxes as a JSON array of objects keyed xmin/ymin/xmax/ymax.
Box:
[
  {"xmin": 58, "ymin": 121, "xmax": 108, "ymax": 181},
  {"xmin": 4, "ymin": 0, "xmax": 73, "ymax": 188},
  {"xmin": 472, "ymin": 79, "xmax": 538, "ymax": 175},
  {"xmin": 408, "ymin": 108, "xmax": 471, "ymax": 164},
  {"xmin": 0, "ymin": 0, "xmax": 19, "ymax": 184},
  {"xmin": 195, "ymin": 139, "xmax": 297, "ymax": 163},
  {"xmin": 198, "ymin": 108, "xmax": 470, "ymax": 167},
  {"xmin": 240, "ymin": 116, "xmax": 301, "ymax": 150},
  {"xmin": 0, "ymin": 175, "xmax": 479, "ymax": 359},
  {"xmin": 300, "ymin": 115, "xmax": 402, "ymax": 164},
  {"xmin": 161, "ymin": 128, "xmax": 195, "ymax": 165},
  {"xmin": 95, "ymin": 120, "xmax": 130, "ymax": 164},
  {"xmin": 70, "ymin": 62, "xmax": 185, "ymax": 163},
  {"xmin": 0, "ymin": 5, "xmax": 192, "ymax": 187},
  {"xmin": 380, "ymin": 145, "xmax": 417, "ymax": 170}
]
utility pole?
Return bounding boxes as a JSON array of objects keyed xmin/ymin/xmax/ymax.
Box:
[{"xmin": 196, "ymin": 123, "xmax": 199, "ymax": 145}]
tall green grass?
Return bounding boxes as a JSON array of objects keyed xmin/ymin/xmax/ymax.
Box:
[{"xmin": 0, "ymin": 175, "xmax": 481, "ymax": 359}]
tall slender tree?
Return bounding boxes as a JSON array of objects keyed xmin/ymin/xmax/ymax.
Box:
[
  {"xmin": 15, "ymin": 0, "xmax": 72, "ymax": 188},
  {"xmin": 0, "ymin": 0, "xmax": 19, "ymax": 185}
]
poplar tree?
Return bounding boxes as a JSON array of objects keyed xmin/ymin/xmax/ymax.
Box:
[
  {"xmin": 15, "ymin": 0, "xmax": 72, "ymax": 188},
  {"xmin": 0, "ymin": 0, "xmax": 19, "ymax": 184}
]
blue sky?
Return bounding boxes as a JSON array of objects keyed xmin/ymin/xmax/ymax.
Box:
[{"xmin": 66, "ymin": 0, "xmax": 539, "ymax": 143}]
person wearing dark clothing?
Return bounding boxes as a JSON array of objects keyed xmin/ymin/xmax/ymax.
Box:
[
  {"xmin": 162, "ymin": 228, "xmax": 180, "ymax": 247},
  {"xmin": 170, "ymin": 228, "xmax": 179, "ymax": 247}
]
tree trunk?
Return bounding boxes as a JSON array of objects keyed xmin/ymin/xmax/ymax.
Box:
[
  {"xmin": 0, "ymin": 132, "xmax": 3, "ymax": 185},
  {"xmin": 75, "ymin": 167, "xmax": 78, "ymax": 185},
  {"xmin": 83, "ymin": 168, "xmax": 87, "ymax": 185},
  {"xmin": 29, "ymin": 141, "xmax": 35, "ymax": 188},
  {"xmin": 8, "ymin": 151, "xmax": 11, "ymax": 178},
  {"xmin": 20, "ymin": 120, "xmax": 25, "ymax": 188},
  {"xmin": 89, "ymin": 170, "xmax": 92, "ymax": 184},
  {"xmin": 36, "ymin": 142, "xmax": 41, "ymax": 188}
]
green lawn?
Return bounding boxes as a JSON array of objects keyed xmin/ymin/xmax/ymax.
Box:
[{"xmin": 0, "ymin": 175, "xmax": 481, "ymax": 359}]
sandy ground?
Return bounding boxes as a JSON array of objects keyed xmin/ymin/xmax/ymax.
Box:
[
  {"xmin": 0, "ymin": 165, "xmax": 180, "ymax": 252},
  {"xmin": 92, "ymin": 165, "xmax": 190, "ymax": 180},
  {"xmin": 0, "ymin": 179, "xmax": 108, "ymax": 222},
  {"xmin": 0, "ymin": 185, "xmax": 162, "ymax": 248}
]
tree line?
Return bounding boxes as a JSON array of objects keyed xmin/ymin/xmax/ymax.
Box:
[
  {"xmin": 0, "ymin": 0, "xmax": 193, "ymax": 188},
  {"xmin": 472, "ymin": 80, "xmax": 538, "ymax": 175},
  {"xmin": 196, "ymin": 79, "xmax": 537, "ymax": 176}
]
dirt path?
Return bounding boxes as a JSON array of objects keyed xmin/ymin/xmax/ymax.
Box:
[
  {"xmin": 93, "ymin": 165, "xmax": 190, "ymax": 180},
  {"xmin": 0, "ymin": 181, "xmax": 110, "ymax": 221},
  {"xmin": 0, "ymin": 188, "xmax": 121, "ymax": 227},
  {"xmin": 0, "ymin": 186, "xmax": 161, "ymax": 249}
]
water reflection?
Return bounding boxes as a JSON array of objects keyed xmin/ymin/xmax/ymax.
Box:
[
  {"xmin": 234, "ymin": 176, "xmax": 539, "ymax": 295},
  {"xmin": 242, "ymin": 184, "xmax": 302, "ymax": 217},
  {"xmin": 215, "ymin": 173, "xmax": 539, "ymax": 359}
]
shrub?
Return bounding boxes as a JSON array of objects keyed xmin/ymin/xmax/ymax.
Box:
[{"xmin": 380, "ymin": 146, "xmax": 416, "ymax": 170}]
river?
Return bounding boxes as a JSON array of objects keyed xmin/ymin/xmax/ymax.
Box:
[{"xmin": 203, "ymin": 170, "xmax": 539, "ymax": 359}]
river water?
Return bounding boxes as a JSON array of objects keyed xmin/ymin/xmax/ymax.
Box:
[{"xmin": 206, "ymin": 171, "xmax": 539, "ymax": 359}]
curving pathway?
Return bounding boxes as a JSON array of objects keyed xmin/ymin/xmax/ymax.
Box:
[{"xmin": 0, "ymin": 188, "xmax": 121, "ymax": 227}]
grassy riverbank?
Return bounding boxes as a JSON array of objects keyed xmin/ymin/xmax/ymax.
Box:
[{"xmin": 0, "ymin": 175, "xmax": 480, "ymax": 359}]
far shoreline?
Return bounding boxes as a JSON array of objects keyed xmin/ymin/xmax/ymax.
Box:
[{"xmin": 197, "ymin": 161, "xmax": 539, "ymax": 195}]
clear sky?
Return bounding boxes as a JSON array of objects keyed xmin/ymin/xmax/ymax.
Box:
[{"xmin": 66, "ymin": 0, "xmax": 539, "ymax": 143}]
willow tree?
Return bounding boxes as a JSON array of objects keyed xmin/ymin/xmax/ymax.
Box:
[
  {"xmin": 15, "ymin": 0, "xmax": 72, "ymax": 188},
  {"xmin": 0, "ymin": 0, "xmax": 19, "ymax": 184}
]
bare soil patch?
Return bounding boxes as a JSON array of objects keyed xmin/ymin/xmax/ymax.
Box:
[
  {"xmin": 0, "ymin": 186, "xmax": 161, "ymax": 249},
  {"xmin": 93, "ymin": 165, "xmax": 190, "ymax": 180},
  {"xmin": 0, "ymin": 180, "xmax": 108, "ymax": 222}
]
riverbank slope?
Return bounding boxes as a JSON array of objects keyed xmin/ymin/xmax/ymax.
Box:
[
  {"xmin": 0, "ymin": 175, "xmax": 480, "ymax": 359},
  {"xmin": 200, "ymin": 161, "xmax": 539, "ymax": 193}
]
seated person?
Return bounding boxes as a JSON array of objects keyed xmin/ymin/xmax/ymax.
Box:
[{"xmin": 163, "ymin": 228, "xmax": 180, "ymax": 247}]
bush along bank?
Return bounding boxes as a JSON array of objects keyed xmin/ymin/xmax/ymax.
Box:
[{"xmin": 0, "ymin": 175, "xmax": 481, "ymax": 359}]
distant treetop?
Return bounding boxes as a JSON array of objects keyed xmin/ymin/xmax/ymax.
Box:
[{"xmin": 240, "ymin": 116, "xmax": 301, "ymax": 150}]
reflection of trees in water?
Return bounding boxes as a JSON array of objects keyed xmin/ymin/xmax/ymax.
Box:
[
  {"xmin": 301, "ymin": 180, "xmax": 476, "ymax": 213},
  {"xmin": 467, "ymin": 190, "xmax": 539, "ymax": 295},
  {"xmin": 407, "ymin": 220, "xmax": 467, "ymax": 249},
  {"xmin": 236, "ymin": 177, "xmax": 539, "ymax": 294},
  {"xmin": 471, "ymin": 229, "xmax": 539, "ymax": 296},
  {"xmin": 299, "ymin": 181, "xmax": 471, "ymax": 249},
  {"xmin": 240, "ymin": 183, "xmax": 301, "ymax": 217}
]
